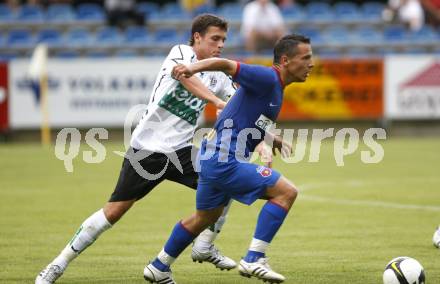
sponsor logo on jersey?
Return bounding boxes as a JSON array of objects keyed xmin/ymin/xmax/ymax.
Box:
[
  {"xmin": 255, "ymin": 114, "xmax": 274, "ymax": 132},
  {"xmin": 256, "ymin": 165, "xmax": 272, "ymax": 177},
  {"xmin": 158, "ymin": 83, "xmax": 206, "ymax": 125},
  {"xmin": 209, "ymin": 76, "xmax": 217, "ymax": 88}
]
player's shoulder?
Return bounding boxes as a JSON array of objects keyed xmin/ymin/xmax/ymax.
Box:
[
  {"xmin": 240, "ymin": 63, "xmax": 276, "ymax": 76},
  {"xmin": 240, "ymin": 62, "xmax": 272, "ymax": 70},
  {"xmin": 167, "ymin": 44, "xmax": 195, "ymax": 60},
  {"xmin": 170, "ymin": 44, "xmax": 192, "ymax": 53}
]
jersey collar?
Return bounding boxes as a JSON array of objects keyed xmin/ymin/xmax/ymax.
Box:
[{"xmin": 272, "ymin": 66, "xmax": 285, "ymax": 88}]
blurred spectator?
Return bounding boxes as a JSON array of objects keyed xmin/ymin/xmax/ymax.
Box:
[
  {"xmin": 5, "ymin": 0, "xmax": 20, "ymax": 10},
  {"xmin": 421, "ymin": 0, "xmax": 440, "ymax": 27},
  {"xmin": 104, "ymin": 0, "xmax": 145, "ymax": 28},
  {"xmin": 277, "ymin": 0, "xmax": 296, "ymax": 10},
  {"xmin": 6, "ymin": 0, "xmax": 65, "ymax": 6},
  {"xmin": 241, "ymin": 0, "xmax": 286, "ymax": 53},
  {"xmin": 383, "ymin": 0, "xmax": 425, "ymax": 31},
  {"xmin": 5, "ymin": 0, "xmax": 67, "ymax": 9}
]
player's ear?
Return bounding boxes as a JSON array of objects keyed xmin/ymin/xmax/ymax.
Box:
[
  {"xmin": 193, "ymin": 32, "xmax": 201, "ymax": 45},
  {"xmin": 281, "ymin": 55, "xmax": 289, "ymax": 66}
]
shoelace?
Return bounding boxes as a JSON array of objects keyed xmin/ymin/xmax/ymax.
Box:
[
  {"xmin": 209, "ymin": 245, "xmax": 225, "ymax": 260},
  {"xmin": 257, "ymin": 257, "xmax": 272, "ymax": 270},
  {"xmin": 42, "ymin": 265, "xmax": 62, "ymax": 282}
]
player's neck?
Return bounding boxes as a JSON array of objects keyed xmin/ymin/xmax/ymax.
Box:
[
  {"xmin": 192, "ymin": 46, "xmax": 207, "ymax": 61},
  {"xmin": 273, "ymin": 65, "xmax": 286, "ymax": 88}
]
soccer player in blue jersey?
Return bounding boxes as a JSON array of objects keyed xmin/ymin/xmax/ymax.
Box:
[{"xmin": 143, "ymin": 34, "xmax": 314, "ymax": 284}]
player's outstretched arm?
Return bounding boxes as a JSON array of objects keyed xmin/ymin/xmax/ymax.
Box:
[{"xmin": 173, "ymin": 58, "xmax": 238, "ymax": 80}]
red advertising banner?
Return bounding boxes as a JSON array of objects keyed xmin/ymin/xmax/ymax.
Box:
[
  {"xmin": 205, "ymin": 58, "xmax": 383, "ymax": 121},
  {"xmin": 0, "ymin": 63, "xmax": 8, "ymax": 131}
]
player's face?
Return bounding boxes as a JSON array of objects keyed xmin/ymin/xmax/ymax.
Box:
[
  {"xmin": 285, "ymin": 43, "xmax": 314, "ymax": 82},
  {"xmin": 194, "ymin": 26, "xmax": 227, "ymax": 60}
]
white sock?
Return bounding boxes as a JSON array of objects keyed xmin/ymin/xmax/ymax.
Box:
[
  {"xmin": 157, "ymin": 248, "xmax": 176, "ymax": 266},
  {"xmin": 52, "ymin": 209, "xmax": 112, "ymax": 268},
  {"xmin": 193, "ymin": 201, "xmax": 232, "ymax": 252},
  {"xmin": 249, "ymin": 238, "xmax": 269, "ymax": 255},
  {"xmin": 194, "ymin": 229, "xmax": 217, "ymax": 252}
]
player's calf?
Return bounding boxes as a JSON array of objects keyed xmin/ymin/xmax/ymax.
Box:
[{"xmin": 35, "ymin": 209, "xmax": 112, "ymax": 283}]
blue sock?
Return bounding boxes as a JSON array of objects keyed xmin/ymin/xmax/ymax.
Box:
[
  {"xmin": 244, "ymin": 250, "xmax": 265, "ymax": 263},
  {"xmin": 151, "ymin": 222, "xmax": 196, "ymax": 272},
  {"xmin": 244, "ymin": 202, "xmax": 288, "ymax": 262},
  {"xmin": 152, "ymin": 258, "xmax": 170, "ymax": 272}
]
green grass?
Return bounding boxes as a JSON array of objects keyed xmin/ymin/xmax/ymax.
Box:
[{"xmin": 0, "ymin": 138, "xmax": 439, "ymax": 283}]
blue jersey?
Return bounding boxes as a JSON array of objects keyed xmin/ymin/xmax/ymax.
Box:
[{"xmin": 202, "ymin": 62, "xmax": 284, "ymax": 162}]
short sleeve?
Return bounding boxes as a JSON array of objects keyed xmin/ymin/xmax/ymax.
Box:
[
  {"xmin": 162, "ymin": 45, "xmax": 195, "ymax": 75},
  {"xmin": 233, "ymin": 63, "xmax": 275, "ymax": 96}
]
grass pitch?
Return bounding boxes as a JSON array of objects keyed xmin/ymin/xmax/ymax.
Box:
[{"xmin": 0, "ymin": 137, "xmax": 439, "ymax": 283}]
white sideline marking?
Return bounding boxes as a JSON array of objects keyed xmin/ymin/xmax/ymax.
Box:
[
  {"xmin": 297, "ymin": 177, "xmax": 440, "ymax": 211},
  {"xmin": 298, "ymin": 177, "xmax": 440, "ymax": 192},
  {"xmin": 300, "ymin": 195, "xmax": 440, "ymax": 212}
]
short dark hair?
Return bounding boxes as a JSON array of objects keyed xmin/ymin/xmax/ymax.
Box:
[
  {"xmin": 190, "ymin": 14, "xmax": 228, "ymax": 46},
  {"xmin": 273, "ymin": 34, "xmax": 311, "ymax": 64}
]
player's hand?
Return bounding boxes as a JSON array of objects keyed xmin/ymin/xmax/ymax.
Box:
[
  {"xmin": 214, "ymin": 100, "xmax": 226, "ymax": 116},
  {"xmin": 172, "ymin": 64, "xmax": 193, "ymax": 80},
  {"xmin": 279, "ymin": 140, "xmax": 292, "ymax": 159},
  {"xmin": 215, "ymin": 100, "xmax": 226, "ymax": 110},
  {"xmin": 272, "ymin": 136, "xmax": 292, "ymax": 159},
  {"xmin": 256, "ymin": 142, "xmax": 273, "ymax": 168}
]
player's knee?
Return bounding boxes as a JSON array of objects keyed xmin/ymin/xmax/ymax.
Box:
[
  {"xmin": 284, "ymin": 184, "xmax": 298, "ymax": 204},
  {"xmin": 103, "ymin": 202, "xmax": 132, "ymax": 224},
  {"xmin": 103, "ymin": 208, "xmax": 122, "ymax": 224},
  {"xmin": 204, "ymin": 214, "xmax": 220, "ymax": 227},
  {"xmin": 103, "ymin": 200, "xmax": 136, "ymax": 225}
]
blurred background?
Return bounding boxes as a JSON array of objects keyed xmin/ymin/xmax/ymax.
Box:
[
  {"xmin": 0, "ymin": 0, "xmax": 439, "ymax": 139},
  {"xmin": 1, "ymin": 0, "xmax": 439, "ymax": 59}
]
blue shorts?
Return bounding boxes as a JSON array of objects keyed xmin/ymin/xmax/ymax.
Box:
[{"xmin": 196, "ymin": 160, "xmax": 281, "ymax": 210}]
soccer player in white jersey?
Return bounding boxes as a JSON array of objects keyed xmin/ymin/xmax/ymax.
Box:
[{"xmin": 36, "ymin": 14, "xmax": 237, "ymax": 284}]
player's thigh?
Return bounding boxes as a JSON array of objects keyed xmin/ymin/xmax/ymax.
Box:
[
  {"xmin": 225, "ymin": 163, "xmax": 281, "ymax": 206},
  {"xmin": 108, "ymin": 152, "xmax": 167, "ymax": 202},
  {"xmin": 196, "ymin": 178, "xmax": 230, "ymax": 211},
  {"xmin": 166, "ymin": 146, "xmax": 199, "ymax": 190}
]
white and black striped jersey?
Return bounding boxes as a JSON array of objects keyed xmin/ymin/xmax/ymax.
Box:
[{"xmin": 131, "ymin": 44, "xmax": 236, "ymax": 153}]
